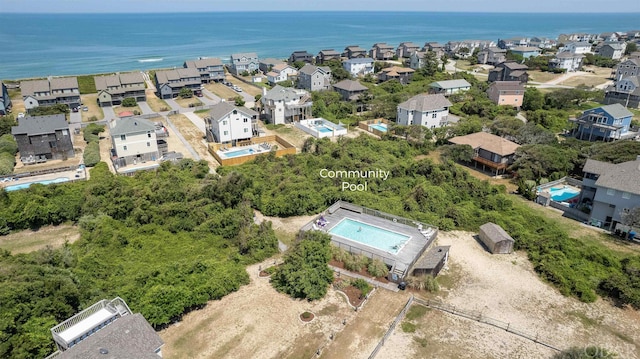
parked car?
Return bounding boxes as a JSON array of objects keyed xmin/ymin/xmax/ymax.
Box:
[
  {"xmin": 82, "ymin": 106, "xmax": 88, "ymax": 112},
  {"xmin": 72, "ymin": 107, "xmax": 79, "ymax": 112},
  {"xmin": 233, "ymin": 86, "xmax": 242, "ymax": 92},
  {"xmin": 17, "ymin": 112, "xmax": 25, "ymax": 118}
]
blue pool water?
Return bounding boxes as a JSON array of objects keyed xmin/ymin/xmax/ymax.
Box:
[
  {"xmin": 4, "ymin": 177, "xmax": 69, "ymax": 192},
  {"xmin": 316, "ymin": 126, "xmax": 333, "ymax": 133},
  {"xmin": 329, "ymin": 218, "xmax": 410, "ymax": 254},
  {"xmin": 223, "ymin": 148, "xmax": 255, "ymax": 158},
  {"xmin": 550, "ymin": 187, "xmax": 580, "ymax": 202},
  {"xmin": 370, "ymin": 124, "xmax": 387, "ymax": 132}
]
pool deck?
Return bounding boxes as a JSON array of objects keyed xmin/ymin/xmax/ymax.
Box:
[
  {"xmin": 217, "ymin": 143, "xmax": 273, "ymax": 159},
  {"xmin": 0, "ymin": 167, "xmax": 86, "ymax": 190},
  {"xmin": 303, "ymin": 207, "xmax": 436, "ymax": 274}
]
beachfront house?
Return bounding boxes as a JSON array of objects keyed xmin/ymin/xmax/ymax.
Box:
[
  {"xmin": 612, "ymin": 59, "xmax": 640, "ymax": 82},
  {"xmin": 509, "ymin": 46, "xmax": 542, "ymax": 59},
  {"xmin": 560, "ymin": 42, "xmax": 592, "ymax": 55},
  {"xmin": 206, "ymin": 101, "xmax": 258, "ymax": 145},
  {"xmin": 429, "ymin": 79, "xmax": 471, "ymax": 96},
  {"xmin": 487, "ymin": 81, "xmax": 525, "ymax": 107},
  {"xmin": 448, "ymin": 131, "xmax": 520, "ymax": 176},
  {"xmin": 477, "ymin": 47, "xmax": 507, "ymax": 65},
  {"xmin": 498, "ymin": 37, "xmax": 531, "ymax": 50},
  {"xmin": 343, "ymin": 58, "xmax": 375, "ymax": 77},
  {"xmin": 596, "ymin": 43, "xmax": 625, "ymax": 60},
  {"xmin": 261, "ymin": 85, "xmax": 312, "ymax": 125},
  {"xmin": 298, "ymin": 64, "xmax": 332, "ymax": 91},
  {"xmin": 568, "ymin": 104, "xmax": 633, "ymax": 142},
  {"xmin": 0, "ymin": 81, "xmax": 12, "ymax": 115},
  {"xmin": 370, "ymin": 43, "xmax": 395, "ymax": 60},
  {"xmin": 580, "ymin": 156, "xmax": 640, "ymax": 231},
  {"xmin": 289, "ymin": 50, "xmax": 314, "ymax": 64},
  {"xmin": 183, "ymin": 57, "xmax": 225, "ymax": 83},
  {"xmin": 316, "ymin": 49, "xmax": 341, "ymax": 64},
  {"xmin": 332, "ymin": 79, "xmax": 368, "ymax": 102},
  {"xmin": 110, "ymin": 117, "xmax": 166, "ymax": 166},
  {"xmin": 154, "ymin": 68, "xmax": 202, "ymax": 99},
  {"xmin": 378, "ymin": 66, "xmax": 415, "ymax": 84},
  {"xmin": 21, "ymin": 77, "xmax": 81, "ymax": 111},
  {"xmin": 95, "ymin": 72, "xmax": 146, "ymax": 107},
  {"xmin": 396, "ymin": 94, "xmax": 452, "ymax": 129},
  {"xmin": 229, "ymin": 53, "xmax": 259, "ymax": 75},
  {"xmin": 604, "ymin": 75, "xmax": 640, "ymax": 108},
  {"xmin": 488, "ymin": 61, "xmax": 529, "ymax": 83},
  {"xmin": 422, "ymin": 42, "xmax": 445, "ymax": 58},
  {"xmin": 259, "ymin": 58, "xmax": 285, "ymax": 73},
  {"xmin": 446, "ymin": 40, "xmax": 495, "ymax": 58},
  {"xmin": 47, "ymin": 297, "xmax": 164, "ymax": 358},
  {"xmin": 558, "ymin": 33, "xmax": 598, "ymax": 43},
  {"xmin": 342, "ymin": 45, "xmax": 368, "ymax": 59},
  {"xmin": 396, "ymin": 42, "xmax": 420, "ymax": 59},
  {"xmin": 549, "ymin": 52, "xmax": 584, "ymax": 72},
  {"xmin": 11, "ymin": 114, "xmax": 74, "ymax": 162},
  {"xmin": 266, "ymin": 64, "xmax": 298, "ymax": 85},
  {"xmin": 530, "ymin": 37, "xmax": 557, "ymax": 49}
]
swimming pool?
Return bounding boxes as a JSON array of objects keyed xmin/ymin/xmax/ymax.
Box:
[
  {"xmin": 550, "ymin": 187, "xmax": 580, "ymax": 202},
  {"xmin": 4, "ymin": 177, "xmax": 70, "ymax": 192},
  {"xmin": 223, "ymin": 148, "xmax": 255, "ymax": 158},
  {"xmin": 369, "ymin": 124, "xmax": 387, "ymax": 132},
  {"xmin": 329, "ymin": 218, "xmax": 410, "ymax": 254},
  {"xmin": 316, "ymin": 126, "xmax": 333, "ymax": 133}
]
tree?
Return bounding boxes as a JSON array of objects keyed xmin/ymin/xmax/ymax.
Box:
[
  {"xmin": 441, "ymin": 144, "xmax": 474, "ymax": 162},
  {"xmin": 0, "ymin": 115, "xmax": 17, "ymax": 137},
  {"xmin": 324, "ymin": 59, "xmax": 351, "ymax": 81},
  {"xmin": 234, "ymin": 96, "xmax": 245, "ymax": 107},
  {"xmin": 179, "ymin": 88, "xmax": 193, "ymax": 98},
  {"xmin": 522, "ymin": 87, "xmax": 544, "ymax": 111},
  {"xmin": 625, "ymin": 42, "xmax": 638, "ymax": 55},
  {"xmin": 419, "ymin": 51, "xmax": 440, "ymax": 76},
  {"xmin": 121, "ymin": 97, "xmax": 137, "ymax": 107},
  {"xmin": 292, "ymin": 60, "xmax": 306, "ymax": 70},
  {"xmin": 552, "ymin": 346, "xmax": 617, "ymax": 359},
  {"xmin": 621, "ymin": 207, "xmax": 640, "ymax": 228}
]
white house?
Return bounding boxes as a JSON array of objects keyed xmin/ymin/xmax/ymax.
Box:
[
  {"xmin": 429, "ymin": 79, "xmax": 471, "ymax": 96},
  {"xmin": 343, "ymin": 58, "xmax": 375, "ymax": 77},
  {"xmin": 560, "ymin": 42, "xmax": 592, "ymax": 55},
  {"xmin": 261, "ymin": 85, "xmax": 313, "ymax": 125},
  {"xmin": 110, "ymin": 118, "xmax": 161, "ymax": 165},
  {"xmin": 396, "ymin": 94, "xmax": 452, "ymax": 129},
  {"xmin": 266, "ymin": 63, "xmax": 298, "ymax": 85},
  {"xmin": 549, "ymin": 52, "xmax": 584, "ymax": 72},
  {"xmin": 207, "ymin": 102, "xmax": 257, "ymax": 145}
]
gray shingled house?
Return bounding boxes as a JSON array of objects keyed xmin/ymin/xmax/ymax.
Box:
[
  {"xmin": 95, "ymin": 72, "xmax": 146, "ymax": 107},
  {"xmin": 478, "ymin": 222, "xmax": 514, "ymax": 254},
  {"xmin": 11, "ymin": 114, "xmax": 74, "ymax": 162}
]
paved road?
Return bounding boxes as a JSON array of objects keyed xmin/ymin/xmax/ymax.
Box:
[
  {"xmin": 138, "ymin": 101, "xmax": 154, "ymax": 115},
  {"xmin": 164, "ymin": 98, "xmax": 182, "ymax": 112},
  {"xmin": 102, "ymin": 106, "xmax": 116, "ymax": 120},
  {"xmin": 202, "ymin": 88, "xmax": 222, "ymax": 104},
  {"xmin": 183, "ymin": 111, "xmax": 206, "ymax": 133}
]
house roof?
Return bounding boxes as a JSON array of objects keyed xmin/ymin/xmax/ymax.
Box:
[
  {"xmin": 20, "ymin": 79, "xmax": 50, "ymax": 96},
  {"xmin": 500, "ymin": 61, "xmax": 529, "ymax": 70},
  {"xmin": 593, "ymin": 103, "xmax": 634, "ymax": 119},
  {"xmin": 483, "ymin": 47, "xmax": 507, "ymax": 53},
  {"xmin": 264, "ymin": 85, "xmax": 308, "ymax": 101},
  {"xmin": 602, "ymin": 43, "xmax": 624, "ymax": 50},
  {"xmin": 50, "ymin": 77, "xmax": 79, "ymax": 90},
  {"xmin": 155, "ymin": 68, "xmax": 200, "ymax": 84},
  {"xmin": 333, "ymin": 79, "xmax": 368, "ymax": 92},
  {"xmin": 208, "ymin": 102, "xmax": 257, "ymax": 122},
  {"xmin": 489, "ymin": 81, "xmax": 525, "ymax": 92},
  {"xmin": 508, "ymin": 70, "xmax": 527, "ymax": 78},
  {"xmin": 95, "ymin": 73, "xmax": 144, "ymax": 91},
  {"xmin": 272, "ymin": 63, "xmax": 294, "ymax": 72},
  {"xmin": 260, "ymin": 58, "xmax": 284, "ymax": 66},
  {"xmin": 299, "ymin": 64, "xmax": 330, "ymax": 76},
  {"xmin": 567, "ymin": 41, "xmax": 591, "ymax": 47},
  {"xmin": 479, "ymin": 222, "xmax": 514, "ymax": 245},
  {"xmin": 344, "ymin": 58, "xmax": 374, "ymax": 64},
  {"xmin": 413, "ymin": 246, "xmax": 451, "ymax": 270},
  {"xmin": 587, "ymin": 158, "xmax": 640, "ymax": 195},
  {"xmin": 11, "ymin": 114, "xmax": 69, "ymax": 136},
  {"xmin": 398, "ymin": 94, "xmax": 452, "ymax": 112},
  {"xmin": 345, "ymin": 45, "xmax": 366, "ymax": 51},
  {"xmin": 373, "ymin": 43, "xmax": 394, "ymax": 49},
  {"xmin": 318, "ymin": 49, "xmax": 340, "ymax": 56},
  {"xmin": 448, "ymin": 131, "xmax": 520, "ymax": 156},
  {"xmin": 555, "ymin": 52, "xmax": 585, "ymax": 59},
  {"xmin": 583, "ymin": 158, "xmax": 617, "ymax": 175},
  {"xmin": 110, "ymin": 117, "xmax": 156, "ymax": 136},
  {"xmin": 184, "ymin": 58, "xmax": 223, "ymax": 68},
  {"xmin": 430, "ymin": 79, "xmax": 471, "ymax": 90},
  {"xmin": 231, "ymin": 52, "xmax": 258, "ymax": 59},
  {"xmin": 510, "ymin": 46, "xmax": 541, "ymax": 52},
  {"xmin": 381, "ymin": 66, "xmax": 415, "ymax": 75},
  {"xmin": 54, "ymin": 313, "xmax": 164, "ymax": 359},
  {"xmin": 399, "ymin": 42, "xmax": 419, "ymax": 48}
]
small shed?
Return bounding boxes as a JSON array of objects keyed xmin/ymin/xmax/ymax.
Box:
[
  {"xmin": 412, "ymin": 246, "xmax": 451, "ymax": 277},
  {"xmin": 478, "ymin": 222, "xmax": 514, "ymax": 254}
]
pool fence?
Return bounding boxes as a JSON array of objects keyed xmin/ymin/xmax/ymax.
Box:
[
  {"xmin": 207, "ymin": 135, "xmax": 296, "ymax": 166},
  {"xmin": 358, "ymin": 118, "xmax": 390, "ymax": 136}
]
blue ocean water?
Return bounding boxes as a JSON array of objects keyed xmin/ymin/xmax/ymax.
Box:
[{"xmin": 1, "ymin": 12, "xmax": 639, "ymax": 80}]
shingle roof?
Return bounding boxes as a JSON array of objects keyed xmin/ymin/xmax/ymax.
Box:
[
  {"xmin": 264, "ymin": 85, "xmax": 308, "ymax": 101},
  {"xmin": 319, "ymin": 49, "xmax": 340, "ymax": 56},
  {"xmin": 155, "ymin": 68, "xmax": 200, "ymax": 84},
  {"xmin": 50, "ymin": 77, "xmax": 79, "ymax": 91},
  {"xmin": 231, "ymin": 52, "xmax": 258, "ymax": 59},
  {"xmin": 381, "ymin": 66, "xmax": 415, "ymax": 75},
  {"xmin": 555, "ymin": 52, "xmax": 585, "ymax": 59},
  {"xmin": 299, "ymin": 64, "xmax": 330, "ymax": 76},
  {"xmin": 597, "ymin": 103, "xmax": 634, "ymax": 119},
  {"xmin": 510, "ymin": 46, "xmax": 541, "ymax": 52},
  {"xmin": 590, "ymin": 158, "xmax": 640, "ymax": 195},
  {"xmin": 583, "ymin": 158, "xmax": 617, "ymax": 175},
  {"xmin": 490, "ymin": 81, "xmax": 525, "ymax": 92},
  {"xmin": 479, "ymin": 222, "xmax": 514, "ymax": 245},
  {"xmin": 501, "ymin": 61, "xmax": 529, "ymax": 70},
  {"xmin": 95, "ymin": 73, "xmax": 144, "ymax": 91},
  {"xmin": 54, "ymin": 313, "xmax": 164, "ymax": 359},
  {"xmin": 344, "ymin": 58, "xmax": 374, "ymax": 64},
  {"xmin": 333, "ymin": 80, "xmax": 368, "ymax": 92},
  {"xmin": 413, "ymin": 246, "xmax": 451, "ymax": 270},
  {"xmin": 208, "ymin": 102, "xmax": 257, "ymax": 122},
  {"xmin": 398, "ymin": 94, "xmax": 452, "ymax": 112},
  {"xmin": 20, "ymin": 79, "xmax": 50, "ymax": 96},
  {"xmin": 430, "ymin": 79, "xmax": 471, "ymax": 90},
  {"xmin": 448, "ymin": 132, "xmax": 520, "ymax": 156},
  {"xmin": 110, "ymin": 117, "xmax": 156, "ymax": 136},
  {"xmin": 260, "ymin": 58, "xmax": 284, "ymax": 66},
  {"xmin": 11, "ymin": 114, "xmax": 69, "ymax": 136}
]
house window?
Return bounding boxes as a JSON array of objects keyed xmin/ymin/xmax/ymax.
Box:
[
  {"xmin": 223, "ymin": 120, "xmax": 227, "ymax": 125},
  {"xmin": 244, "ymin": 128, "xmax": 248, "ymax": 133},
  {"xmin": 622, "ymin": 192, "xmax": 631, "ymax": 199},
  {"xmin": 147, "ymin": 142, "xmax": 150, "ymax": 147},
  {"xmin": 223, "ymin": 131, "xmax": 228, "ymax": 135},
  {"xmin": 432, "ymin": 113, "xmax": 437, "ymax": 118},
  {"xmin": 233, "ymin": 110, "xmax": 237, "ymax": 115},
  {"xmin": 244, "ymin": 118, "xmax": 248, "ymax": 123},
  {"xmin": 148, "ymin": 133, "xmax": 152, "ymax": 138},
  {"xmin": 123, "ymin": 146, "xmax": 127, "ymax": 151},
  {"xmin": 120, "ymin": 135, "xmax": 126, "ymax": 140},
  {"xmin": 607, "ymin": 188, "xmax": 615, "ymax": 196}
]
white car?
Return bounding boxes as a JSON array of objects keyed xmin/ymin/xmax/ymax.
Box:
[{"xmin": 17, "ymin": 112, "xmax": 25, "ymax": 118}]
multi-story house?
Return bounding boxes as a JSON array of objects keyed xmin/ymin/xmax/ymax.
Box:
[
  {"xmin": 446, "ymin": 40, "xmax": 495, "ymax": 58},
  {"xmin": 110, "ymin": 117, "xmax": 166, "ymax": 165},
  {"xmin": 154, "ymin": 68, "xmax": 202, "ymax": 99},
  {"xmin": 580, "ymin": 156, "xmax": 640, "ymax": 230},
  {"xmin": 370, "ymin": 43, "xmax": 395, "ymax": 60},
  {"xmin": 549, "ymin": 52, "xmax": 584, "ymax": 72},
  {"xmin": 604, "ymin": 75, "xmax": 640, "ymax": 108},
  {"xmin": 298, "ymin": 64, "xmax": 332, "ymax": 91},
  {"xmin": 289, "ymin": 50, "xmax": 315, "ymax": 64},
  {"xmin": 422, "ymin": 42, "xmax": 445, "ymax": 59},
  {"xmin": 488, "ymin": 61, "xmax": 529, "ymax": 83},
  {"xmin": 206, "ymin": 101, "xmax": 258, "ymax": 145},
  {"xmin": 378, "ymin": 66, "xmax": 415, "ymax": 84},
  {"xmin": 612, "ymin": 58, "xmax": 640, "ymax": 82},
  {"xmin": 558, "ymin": 33, "xmax": 598, "ymax": 43},
  {"xmin": 21, "ymin": 77, "xmax": 81, "ymax": 111},
  {"xmin": 332, "ymin": 79, "xmax": 368, "ymax": 102},
  {"xmin": 530, "ymin": 37, "xmax": 556, "ymax": 49},
  {"xmin": 560, "ymin": 42, "xmax": 592, "ymax": 55},
  {"xmin": 11, "ymin": 114, "xmax": 74, "ymax": 161},
  {"xmin": 599, "ymin": 32, "xmax": 620, "ymax": 42},
  {"xmin": 261, "ymin": 85, "xmax": 312, "ymax": 125},
  {"xmin": 266, "ymin": 64, "xmax": 298, "ymax": 85},
  {"xmin": 315, "ymin": 49, "xmax": 341, "ymax": 64},
  {"xmin": 95, "ymin": 72, "xmax": 146, "ymax": 107},
  {"xmin": 396, "ymin": 42, "xmax": 420, "ymax": 58},
  {"xmin": 396, "ymin": 93, "xmax": 452, "ymax": 129},
  {"xmin": 229, "ymin": 52, "xmax": 259, "ymax": 75},
  {"xmin": 343, "ymin": 58, "xmax": 375, "ymax": 77},
  {"xmin": 449, "ymin": 132, "xmax": 520, "ymax": 176},
  {"xmin": 0, "ymin": 81, "xmax": 12, "ymax": 115},
  {"xmin": 477, "ymin": 47, "xmax": 507, "ymax": 65},
  {"xmin": 486, "ymin": 81, "xmax": 525, "ymax": 107},
  {"xmin": 183, "ymin": 57, "xmax": 225, "ymax": 83},
  {"xmin": 342, "ymin": 45, "xmax": 368, "ymax": 59},
  {"xmin": 498, "ymin": 37, "xmax": 531, "ymax": 50},
  {"xmin": 568, "ymin": 104, "xmax": 633, "ymax": 141},
  {"xmin": 509, "ymin": 46, "xmax": 541, "ymax": 59},
  {"xmin": 429, "ymin": 79, "xmax": 471, "ymax": 96},
  {"xmin": 596, "ymin": 43, "xmax": 625, "ymax": 60},
  {"xmin": 259, "ymin": 58, "xmax": 285, "ymax": 73},
  {"xmin": 409, "ymin": 51, "xmax": 427, "ymax": 70}
]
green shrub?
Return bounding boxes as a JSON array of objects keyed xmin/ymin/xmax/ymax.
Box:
[
  {"xmin": 0, "ymin": 152, "xmax": 16, "ymax": 175},
  {"xmin": 83, "ymin": 124, "xmax": 104, "ymax": 143},
  {"xmin": 0, "ymin": 134, "xmax": 18, "ymax": 155},
  {"xmin": 301, "ymin": 311, "xmax": 312, "ymax": 319},
  {"xmin": 552, "ymin": 346, "xmax": 617, "ymax": 358},
  {"xmin": 331, "ymin": 246, "xmax": 350, "ymax": 263},
  {"xmin": 405, "ymin": 305, "xmax": 428, "ymax": 321},
  {"xmin": 83, "ymin": 141, "xmax": 100, "ymax": 167},
  {"xmin": 122, "ymin": 97, "xmax": 137, "ymax": 107},
  {"xmin": 367, "ymin": 258, "xmax": 389, "ymax": 277},
  {"xmin": 424, "ymin": 276, "xmax": 440, "ymax": 293},
  {"xmin": 401, "ymin": 321, "xmax": 417, "ymax": 333},
  {"xmin": 344, "ymin": 253, "xmax": 368, "ymax": 272},
  {"xmin": 351, "ymin": 278, "xmax": 372, "ymax": 297}
]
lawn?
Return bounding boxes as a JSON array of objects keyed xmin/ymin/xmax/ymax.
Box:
[
  {"xmin": 80, "ymin": 94, "xmax": 104, "ymax": 121},
  {"xmin": 559, "ymin": 75, "xmax": 609, "ymax": 88},
  {"xmin": 205, "ymin": 83, "xmax": 241, "ymax": 101},
  {"xmin": 175, "ymin": 96, "xmax": 202, "ymax": 108},
  {"xmin": 528, "ymin": 70, "xmax": 562, "ymax": 83},
  {"xmin": 77, "ymin": 74, "xmax": 98, "ymax": 94},
  {"xmin": 0, "ymin": 225, "xmax": 80, "ymax": 254},
  {"xmin": 145, "ymin": 92, "xmax": 170, "ymax": 112}
]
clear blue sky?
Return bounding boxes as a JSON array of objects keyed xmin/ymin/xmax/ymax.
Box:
[{"xmin": 1, "ymin": 0, "xmax": 639, "ymax": 13}]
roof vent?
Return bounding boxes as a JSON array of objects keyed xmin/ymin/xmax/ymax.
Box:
[
  {"xmin": 134, "ymin": 121, "xmax": 138, "ymax": 126},
  {"xmin": 99, "ymin": 348, "xmax": 109, "ymax": 355}
]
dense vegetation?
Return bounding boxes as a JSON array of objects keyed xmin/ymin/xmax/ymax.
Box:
[
  {"xmin": 0, "ymin": 161, "xmax": 279, "ymax": 358},
  {"xmin": 28, "ymin": 104, "xmax": 70, "ymax": 116},
  {"xmin": 82, "ymin": 124, "xmax": 104, "ymax": 167},
  {"xmin": 0, "ymin": 134, "xmax": 18, "ymax": 175}
]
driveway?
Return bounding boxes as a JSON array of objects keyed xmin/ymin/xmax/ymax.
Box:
[
  {"xmin": 69, "ymin": 111, "xmax": 82, "ymax": 133},
  {"xmin": 183, "ymin": 112, "xmax": 206, "ymax": 133},
  {"xmin": 164, "ymin": 98, "xmax": 182, "ymax": 112},
  {"xmin": 101, "ymin": 106, "xmax": 116, "ymax": 120},
  {"xmin": 138, "ymin": 101, "xmax": 154, "ymax": 115}
]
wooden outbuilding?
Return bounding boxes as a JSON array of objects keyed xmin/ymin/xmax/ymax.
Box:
[{"xmin": 478, "ymin": 222, "xmax": 514, "ymax": 254}]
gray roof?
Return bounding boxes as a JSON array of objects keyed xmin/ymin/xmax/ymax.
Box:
[
  {"xmin": 231, "ymin": 52, "xmax": 258, "ymax": 60},
  {"xmin": 583, "ymin": 158, "xmax": 617, "ymax": 175},
  {"xmin": 260, "ymin": 58, "xmax": 285, "ymax": 66},
  {"xmin": 430, "ymin": 79, "xmax": 471, "ymax": 90},
  {"xmin": 595, "ymin": 103, "xmax": 634, "ymax": 119},
  {"xmin": 264, "ymin": 85, "xmax": 308, "ymax": 101},
  {"xmin": 184, "ymin": 57, "xmax": 223, "ymax": 69},
  {"xmin": 373, "ymin": 43, "xmax": 394, "ymax": 50},
  {"xmin": 591, "ymin": 158, "xmax": 640, "ymax": 195},
  {"xmin": 318, "ymin": 49, "xmax": 340, "ymax": 56},
  {"xmin": 399, "ymin": 42, "xmax": 419, "ymax": 48},
  {"xmin": 55, "ymin": 313, "xmax": 163, "ymax": 359},
  {"xmin": 479, "ymin": 222, "xmax": 514, "ymax": 245},
  {"xmin": 345, "ymin": 45, "xmax": 366, "ymax": 51},
  {"xmin": 155, "ymin": 68, "xmax": 200, "ymax": 85},
  {"xmin": 11, "ymin": 114, "xmax": 69, "ymax": 136},
  {"xmin": 510, "ymin": 46, "xmax": 541, "ymax": 52},
  {"xmin": 398, "ymin": 94, "xmax": 452, "ymax": 112},
  {"xmin": 344, "ymin": 58, "xmax": 374, "ymax": 64},
  {"xmin": 50, "ymin": 77, "xmax": 79, "ymax": 91},
  {"xmin": 209, "ymin": 102, "xmax": 257, "ymax": 122},
  {"xmin": 20, "ymin": 79, "xmax": 50, "ymax": 96},
  {"xmin": 490, "ymin": 81, "xmax": 525, "ymax": 92},
  {"xmin": 333, "ymin": 79, "xmax": 368, "ymax": 92},
  {"xmin": 555, "ymin": 52, "xmax": 584, "ymax": 59},
  {"xmin": 568, "ymin": 41, "xmax": 591, "ymax": 47},
  {"xmin": 110, "ymin": 117, "xmax": 156, "ymax": 136},
  {"xmin": 95, "ymin": 73, "xmax": 144, "ymax": 91},
  {"xmin": 602, "ymin": 43, "xmax": 624, "ymax": 50},
  {"xmin": 413, "ymin": 245, "xmax": 451, "ymax": 270},
  {"xmin": 299, "ymin": 64, "xmax": 330, "ymax": 76},
  {"xmin": 501, "ymin": 61, "xmax": 529, "ymax": 70}
]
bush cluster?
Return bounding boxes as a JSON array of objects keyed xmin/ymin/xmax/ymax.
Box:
[
  {"xmin": 0, "ymin": 134, "xmax": 18, "ymax": 175},
  {"xmin": 82, "ymin": 124, "xmax": 104, "ymax": 167}
]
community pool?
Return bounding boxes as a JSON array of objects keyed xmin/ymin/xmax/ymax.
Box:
[
  {"xmin": 370, "ymin": 124, "xmax": 388, "ymax": 132},
  {"xmin": 550, "ymin": 187, "xmax": 580, "ymax": 202},
  {"xmin": 329, "ymin": 218, "xmax": 410, "ymax": 254},
  {"xmin": 223, "ymin": 148, "xmax": 255, "ymax": 158},
  {"xmin": 4, "ymin": 177, "xmax": 70, "ymax": 192}
]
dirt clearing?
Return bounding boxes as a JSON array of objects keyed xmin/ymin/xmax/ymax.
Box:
[{"xmin": 0, "ymin": 225, "xmax": 80, "ymax": 254}]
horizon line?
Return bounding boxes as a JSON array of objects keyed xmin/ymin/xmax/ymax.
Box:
[{"xmin": 2, "ymin": 10, "xmax": 640, "ymax": 14}]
